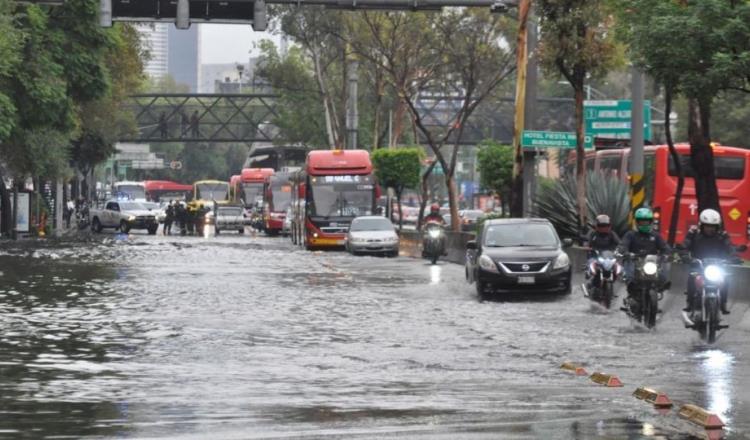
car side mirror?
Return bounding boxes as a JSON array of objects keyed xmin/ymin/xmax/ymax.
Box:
[
  {"xmin": 736, "ymin": 244, "xmax": 748, "ymax": 252},
  {"xmin": 562, "ymin": 238, "xmax": 573, "ymax": 248},
  {"xmin": 466, "ymin": 240, "xmax": 477, "ymax": 250}
]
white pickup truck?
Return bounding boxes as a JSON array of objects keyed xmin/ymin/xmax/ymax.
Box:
[{"xmin": 90, "ymin": 200, "xmax": 160, "ymax": 235}]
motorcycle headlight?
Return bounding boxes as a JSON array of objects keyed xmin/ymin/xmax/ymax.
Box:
[
  {"xmin": 704, "ymin": 265, "xmax": 724, "ymax": 283},
  {"xmin": 479, "ymin": 254, "xmax": 499, "ymax": 273},
  {"xmin": 642, "ymin": 261, "xmax": 658, "ymax": 276},
  {"xmin": 553, "ymin": 252, "xmax": 570, "ymax": 270},
  {"xmin": 428, "ymin": 229, "xmax": 441, "ymax": 238}
]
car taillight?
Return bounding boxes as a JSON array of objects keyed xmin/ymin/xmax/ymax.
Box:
[{"xmin": 652, "ymin": 207, "xmax": 661, "ymax": 232}]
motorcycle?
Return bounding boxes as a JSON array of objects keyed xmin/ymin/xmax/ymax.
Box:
[
  {"xmin": 682, "ymin": 258, "xmax": 731, "ymax": 344},
  {"xmin": 583, "ymin": 250, "xmax": 622, "ymax": 309},
  {"xmin": 423, "ymin": 222, "xmax": 446, "ymax": 265},
  {"xmin": 620, "ymin": 252, "xmax": 666, "ymax": 329}
]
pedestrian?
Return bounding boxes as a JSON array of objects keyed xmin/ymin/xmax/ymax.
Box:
[
  {"xmin": 65, "ymin": 199, "xmax": 75, "ymax": 229},
  {"xmin": 164, "ymin": 200, "xmax": 175, "ymax": 235},
  {"xmin": 190, "ymin": 110, "xmax": 199, "ymax": 138},
  {"xmin": 159, "ymin": 111, "xmax": 168, "ymax": 139},
  {"xmin": 180, "ymin": 111, "xmax": 189, "ymax": 139}
]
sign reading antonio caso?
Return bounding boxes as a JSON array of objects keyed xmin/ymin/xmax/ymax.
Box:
[
  {"xmin": 521, "ymin": 131, "xmax": 593, "ymax": 149},
  {"xmin": 584, "ymin": 100, "xmax": 652, "ymax": 141},
  {"xmin": 112, "ymin": 0, "xmax": 254, "ymax": 22}
]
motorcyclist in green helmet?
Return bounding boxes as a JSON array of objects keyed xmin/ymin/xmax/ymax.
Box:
[{"xmin": 616, "ymin": 207, "xmax": 672, "ymax": 295}]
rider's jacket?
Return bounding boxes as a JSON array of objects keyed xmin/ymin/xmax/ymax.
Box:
[
  {"xmin": 682, "ymin": 227, "xmax": 734, "ymax": 260},
  {"xmin": 617, "ymin": 230, "xmax": 671, "ymax": 256}
]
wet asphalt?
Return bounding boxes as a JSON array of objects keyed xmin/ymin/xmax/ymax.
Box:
[{"xmin": 0, "ymin": 229, "xmax": 748, "ymax": 439}]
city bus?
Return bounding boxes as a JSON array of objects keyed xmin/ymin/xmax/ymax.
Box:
[
  {"xmin": 239, "ymin": 168, "xmax": 275, "ymax": 210},
  {"xmin": 143, "ymin": 180, "xmax": 192, "ymax": 203},
  {"xmin": 263, "ymin": 171, "xmax": 295, "ymax": 236},
  {"xmin": 581, "ymin": 143, "xmax": 750, "ymax": 256},
  {"xmin": 291, "ymin": 149, "xmax": 378, "ymax": 250},
  {"xmin": 113, "ymin": 181, "xmax": 146, "ymax": 201}
]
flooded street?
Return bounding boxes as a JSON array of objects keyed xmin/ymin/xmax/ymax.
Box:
[{"xmin": 1, "ymin": 232, "xmax": 749, "ymax": 439}]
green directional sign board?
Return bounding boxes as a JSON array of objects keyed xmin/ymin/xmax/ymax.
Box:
[
  {"xmin": 522, "ymin": 130, "xmax": 594, "ymax": 149},
  {"xmin": 584, "ymin": 100, "xmax": 651, "ymax": 141}
]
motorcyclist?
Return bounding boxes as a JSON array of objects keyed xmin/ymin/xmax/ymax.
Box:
[
  {"xmin": 584, "ymin": 214, "xmax": 620, "ymax": 292},
  {"xmin": 681, "ymin": 208, "xmax": 738, "ymax": 315},
  {"xmin": 616, "ymin": 207, "xmax": 672, "ymax": 296},
  {"xmin": 424, "ymin": 203, "xmax": 446, "ymax": 225}
]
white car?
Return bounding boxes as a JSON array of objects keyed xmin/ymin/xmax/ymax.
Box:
[
  {"xmin": 345, "ymin": 216, "xmax": 399, "ymax": 257},
  {"xmin": 90, "ymin": 200, "xmax": 159, "ymax": 234},
  {"xmin": 282, "ymin": 207, "xmax": 292, "ymax": 236}
]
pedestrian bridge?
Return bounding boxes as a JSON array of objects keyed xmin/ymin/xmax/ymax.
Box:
[{"xmin": 122, "ymin": 93, "xmax": 576, "ymax": 145}]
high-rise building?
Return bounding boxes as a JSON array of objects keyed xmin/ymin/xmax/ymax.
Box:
[
  {"xmin": 168, "ymin": 25, "xmax": 201, "ymax": 92},
  {"xmin": 136, "ymin": 23, "xmax": 169, "ymax": 79},
  {"xmin": 137, "ymin": 23, "xmax": 201, "ymax": 92}
]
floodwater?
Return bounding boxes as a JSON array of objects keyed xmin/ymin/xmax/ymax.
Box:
[{"xmin": 0, "ymin": 232, "xmax": 748, "ymax": 439}]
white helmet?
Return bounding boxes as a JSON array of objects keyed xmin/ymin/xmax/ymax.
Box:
[{"xmin": 699, "ymin": 209, "xmax": 721, "ymax": 226}]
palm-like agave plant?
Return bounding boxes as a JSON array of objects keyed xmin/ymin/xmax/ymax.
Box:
[{"xmin": 534, "ymin": 172, "xmax": 631, "ymax": 238}]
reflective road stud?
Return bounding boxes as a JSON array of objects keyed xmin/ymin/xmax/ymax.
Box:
[
  {"xmin": 560, "ymin": 362, "xmax": 588, "ymax": 376},
  {"xmin": 678, "ymin": 404, "xmax": 725, "ymax": 430},
  {"xmin": 633, "ymin": 387, "xmax": 673, "ymax": 408},
  {"xmin": 589, "ymin": 372, "xmax": 623, "ymax": 387}
]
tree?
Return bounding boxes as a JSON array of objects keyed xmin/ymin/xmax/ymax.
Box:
[
  {"xmin": 371, "ymin": 147, "xmax": 422, "ymax": 230},
  {"xmin": 537, "ymin": 0, "xmax": 619, "ymax": 230},
  {"xmin": 353, "ymin": 10, "xmax": 515, "ymax": 231},
  {"xmin": 0, "ymin": 0, "xmax": 22, "ymax": 235},
  {"xmin": 476, "ymin": 140, "xmax": 513, "ymax": 215},
  {"xmin": 619, "ymin": 0, "xmax": 750, "ymax": 220},
  {"xmin": 255, "ymin": 40, "xmax": 330, "ymax": 147}
]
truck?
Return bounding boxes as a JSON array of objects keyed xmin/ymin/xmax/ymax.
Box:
[{"xmin": 90, "ymin": 200, "xmax": 159, "ymax": 234}]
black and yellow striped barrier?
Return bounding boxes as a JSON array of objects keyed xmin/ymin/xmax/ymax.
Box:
[{"xmin": 630, "ymin": 172, "xmax": 645, "ymax": 225}]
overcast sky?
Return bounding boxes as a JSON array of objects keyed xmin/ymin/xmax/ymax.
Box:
[{"xmin": 200, "ymin": 24, "xmax": 281, "ymax": 64}]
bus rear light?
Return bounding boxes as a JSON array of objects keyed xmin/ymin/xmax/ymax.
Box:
[
  {"xmin": 652, "ymin": 208, "xmax": 661, "ymax": 232},
  {"xmin": 746, "ymin": 212, "xmax": 750, "ymax": 238}
]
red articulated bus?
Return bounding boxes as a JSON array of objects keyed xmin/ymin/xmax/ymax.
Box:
[
  {"xmin": 143, "ymin": 180, "xmax": 193, "ymax": 203},
  {"xmin": 264, "ymin": 171, "xmax": 294, "ymax": 236},
  {"xmin": 238, "ymin": 168, "xmax": 275, "ymax": 209},
  {"xmin": 291, "ymin": 149, "xmax": 378, "ymax": 250},
  {"xmin": 581, "ymin": 143, "xmax": 750, "ymax": 257}
]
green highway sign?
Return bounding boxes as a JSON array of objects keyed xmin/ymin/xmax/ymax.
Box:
[
  {"xmin": 584, "ymin": 100, "xmax": 651, "ymax": 141},
  {"xmin": 521, "ymin": 130, "xmax": 594, "ymax": 149}
]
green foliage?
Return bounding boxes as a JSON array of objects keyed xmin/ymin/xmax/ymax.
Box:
[
  {"xmin": 534, "ymin": 173, "xmax": 631, "ymax": 238},
  {"xmin": 476, "ymin": 140, "xmax": 513, "ymax": 198},
  {"xmin": 371, "ymin": 147, "xmax": 423, "ymax": 196},
  {"xmin": 255, "ymin": 40, "xmax": 329, "ymax": 148}
]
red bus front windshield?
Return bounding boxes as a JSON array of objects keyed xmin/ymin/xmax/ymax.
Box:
[
  {"xmin": 242, "ymin": 183, "xmax": 264, "ymax": 206},
  {"xmin": 310, "ymin": 174, "xmax": 374, "ymax": 218}
]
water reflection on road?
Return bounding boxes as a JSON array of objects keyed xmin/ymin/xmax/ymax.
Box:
[{"xmin": 0, "ymin": 234, "xmax": 748, "ymax": 439}]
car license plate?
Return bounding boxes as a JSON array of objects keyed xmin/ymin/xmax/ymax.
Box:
[{"xmin": 518, "ymin": 276, "xmax": 535, "ymax": 284}]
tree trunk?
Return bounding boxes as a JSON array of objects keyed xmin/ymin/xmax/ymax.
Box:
[
  {"xmin": 312, "ymin": 48, "xmax": 338, "ymax": 148},
  {"xmin": 0, "ymin": 167, "xmax": 11, "ymax": 236},
  {"xmin": 687, "ymin": 97, "xmax": 720, "ymax": 214},
  {"xmin": 445, "ymin": 173, "xmax": 460, "ymax": 232},
  {"xmin": 392, "ymin": 98, "xmax": 407, "ymax": 147},
  {"xmin": 665, "ymin": 86, "xmax": 684, "ymax": 245},
  {"xmin": 509, "ymin": 0, "xmax": 530, "ymax": 218},
  {"xmin": 417, "ymin": 162, "xmax": 436, "ymax": 230},
  {"xmin": 396, "ymin": 188, "xmax": 403, "ymax": 231},
  {"xmin": 574, "ymin": 85, "xmax": 587, "ymax": 231}
]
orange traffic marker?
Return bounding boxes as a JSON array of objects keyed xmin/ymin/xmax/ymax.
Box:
[
  {"xmin": 560, "ymin": 362, "xmax": 588, "ymax": 376},
  {"xmin": 678, "ymin": 404, "xmax": 725, "ymax": 430},
  {"xmin": 633, "ymin": 387, "xmax": 674, "ymax": 408},
  {"xmin": 590, "ymin": 372, "xmax": 623, "ymax": 387}
]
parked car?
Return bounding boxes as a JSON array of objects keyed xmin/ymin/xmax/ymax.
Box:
[
  {"xmin": 465, "ymin": 218, "xmax": 572, "ymax": 297},
  {"xmin": 345, "ymin": 216, "xmax": 399, "ymax": 257},
  {"xmin": 459, "ymin": 209, "xmax": 485, "ymax": 232},
  {"xmin": 90, "ymin": 200, "xmax": 159, "ymax": 234}
]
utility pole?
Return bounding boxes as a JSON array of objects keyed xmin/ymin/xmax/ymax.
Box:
[
  {"xmin": 510, "ymin": 0, "xmax": 531, "ymax": 217},
  {"xmin": 630, "ymin": 67, "xmax": 645, "ymax": 222},
  {"xmin": 522, "ymin": 11, "xmax": 537, "ymax": 216},
  {"xmin": 345, "ymin": 49, "xmax": 359, "ymax": 150}
]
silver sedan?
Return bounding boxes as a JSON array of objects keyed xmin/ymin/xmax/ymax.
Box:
[{"xmin": 345, "ymin": 216, "xmax": 399, "ymax": 257}]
